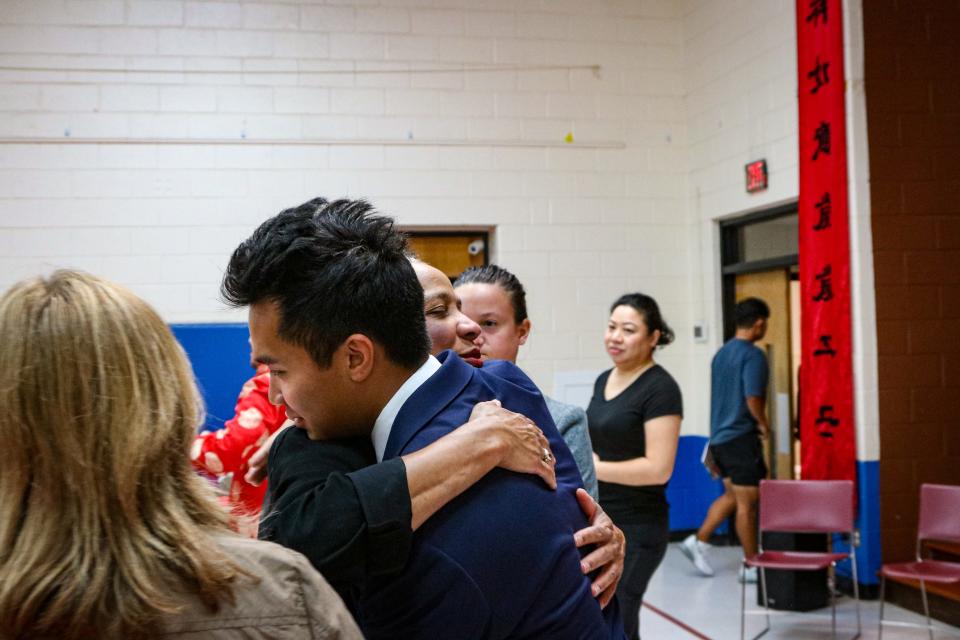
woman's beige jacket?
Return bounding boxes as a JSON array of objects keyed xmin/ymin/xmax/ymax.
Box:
[{"xmin": 159, "ymin": 535, "xmax": 363, "ymax": 639}]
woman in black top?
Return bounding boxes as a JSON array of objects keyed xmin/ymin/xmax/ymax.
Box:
[{"xmin": 588, "ymin": 293, "xmax": 682, "ymax": 640}]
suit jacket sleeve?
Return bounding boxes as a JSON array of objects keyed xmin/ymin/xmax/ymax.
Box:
[{"xmin": 260, "ymin": 428, "xmax": 413, "ymax": 592}]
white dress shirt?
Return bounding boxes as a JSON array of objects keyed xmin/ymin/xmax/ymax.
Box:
[{"xmin": 371, "ymin": 355, "xmax": 442, "ymax": 462}]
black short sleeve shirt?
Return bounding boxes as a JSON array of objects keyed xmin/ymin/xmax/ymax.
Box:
[{"xmin": 587, "ymin": 365, "xmax": 683, "ymax": 524}]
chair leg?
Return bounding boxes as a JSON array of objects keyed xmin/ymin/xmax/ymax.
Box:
[
  {"xmin": 850, "ymin": 550, "xmax": 861, "ymax": 639},
  {"xmin": 740, "ymin": 560, "xmax": 772, "ymax": 640},
  {"xmin": 740, "ymin": 561, "xmax": 747, "ymax": 640},
  {"xmin": 878, "ymin": 575, "xmax": 885, "ymax": 640},
  {"xmin": 829, "ymin": 562, "xmax": 837, "ymax": 639},
  {"xmin": 920, "ymin": 578, "xmax": 933, "ymax": 640},
  {"xmin": 759, "ymin": 567, "xmax": 771, "ymax": 635}
]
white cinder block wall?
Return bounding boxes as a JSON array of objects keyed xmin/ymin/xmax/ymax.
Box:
[
  {"xmin": 681, "ymin": 0, "xmax": 799, "ymax": 433},
  {"xmin": 0, "ymin": 0, "xmax": 803, "ymax": 437}
]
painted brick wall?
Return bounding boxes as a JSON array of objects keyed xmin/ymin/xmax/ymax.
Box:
[
  {"xmin": 0, "ymin": 0, "xmax": 689, "ymax": 399},
  {"xmin": 681, "ymin": 0, "xmax": 798, "ymax": 435},
  {"xmin": 863, "ymin": 0, "xmax": 960, "ymax": 563}
]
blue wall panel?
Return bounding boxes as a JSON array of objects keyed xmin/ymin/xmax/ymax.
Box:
[
  {"xmin": 834, "ymin": 460, "xmax": 882, "ymax": 586},
  {"xmin": 171, "ymin": 323, "xmax": 252, "ymax": 433},
  {"xmin": 667, "ymin": 435, "xmax": 727, "ymax": 533}
]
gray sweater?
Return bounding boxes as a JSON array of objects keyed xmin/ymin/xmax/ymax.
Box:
[{"xmin": 544, "ymin": 395, "xmax": 599, "ymax": 501}]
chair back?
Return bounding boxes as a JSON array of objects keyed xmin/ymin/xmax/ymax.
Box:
[
  {"xmin": 759, "ymin": 479, "xmax": 855, "ymax": 534},
  {"xmin": 917, "ymin": 483, "xmax": 960, "ymax": 544}
]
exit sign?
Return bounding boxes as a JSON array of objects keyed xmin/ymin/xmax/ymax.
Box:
[{"xmin": 745, "ymin": 159, "xmax": 768, "ymax": 193}]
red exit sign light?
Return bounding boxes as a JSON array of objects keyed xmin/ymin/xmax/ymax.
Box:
[{"xmin": 745, "ymin": 159, "xmax": 768, "ymax": 193}]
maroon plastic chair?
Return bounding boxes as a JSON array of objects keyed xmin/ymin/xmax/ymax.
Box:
[
  {"xmin": 740, "ymin": 479, "xmax": 859, "ymax": 640},
  {"xmin": 879, "ymin": 483, "xmax": 960, "ymax": 640}
]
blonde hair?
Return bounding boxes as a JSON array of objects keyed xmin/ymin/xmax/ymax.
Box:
[{"xmin": 0, "ymin": 271, "xmax": 246, "ymax": 639}]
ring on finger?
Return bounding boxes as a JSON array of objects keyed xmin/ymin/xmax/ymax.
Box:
[{"xmin": 540, "ymin": 447, "xmax": 554, "ymax": 463}]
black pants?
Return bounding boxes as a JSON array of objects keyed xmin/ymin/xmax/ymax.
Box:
[{"xmin": 618, "ymin": 518, "xmax": 669, "ymax": 640}]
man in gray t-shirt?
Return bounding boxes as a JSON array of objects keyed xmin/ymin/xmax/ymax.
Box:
[{"xmin": 680, "ymin": 298, "xmax": 770, "ymax": 581}]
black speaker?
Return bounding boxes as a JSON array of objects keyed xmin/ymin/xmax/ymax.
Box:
[{"xmin": 756, "ymin": 532, "xmax": 830, "ymax": 611}]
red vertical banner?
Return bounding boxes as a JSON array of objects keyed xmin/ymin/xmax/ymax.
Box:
[{"xmin": 797, "ymin": 0, "xmax": 855, "ymax": 481}]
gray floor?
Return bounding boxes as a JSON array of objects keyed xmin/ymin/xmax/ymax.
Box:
[{"xmin": 638, "ymin": 543, "xmax": 960, "ymax": 639}]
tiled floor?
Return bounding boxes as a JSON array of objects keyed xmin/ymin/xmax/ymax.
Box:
[{"xmin": 638, "ymin": 543, "xmax": 960, "ymax": 639}]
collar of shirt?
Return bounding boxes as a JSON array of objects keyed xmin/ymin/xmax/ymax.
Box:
[{"xmin": 371, "ymin": 354, "xmax": 442, "ymax": 462}]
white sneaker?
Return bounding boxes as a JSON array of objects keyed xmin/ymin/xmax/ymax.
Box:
[
  {"xmin": 679, "ymin": 534, "xmax": 715, "ymax": 576},
  {"xmin": 739, "ymin": 566, "xmax": 758, "ymax": 583}
]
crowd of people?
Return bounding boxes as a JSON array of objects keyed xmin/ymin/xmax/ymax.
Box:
[{"xmin": 0, "ymin": 196, "xmax": 773, "ymax": 639}]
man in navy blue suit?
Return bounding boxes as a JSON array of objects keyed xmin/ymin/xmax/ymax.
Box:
[{"xmin": 222, "ymin": 198, "xmax": 625, "ymax": 639}]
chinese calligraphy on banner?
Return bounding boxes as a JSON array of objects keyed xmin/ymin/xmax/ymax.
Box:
[{"xmin": 797, "ymin": 0, "xmax": 856, "ymax": 481}]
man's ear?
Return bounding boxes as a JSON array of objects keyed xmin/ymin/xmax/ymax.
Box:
[
  {"xmin": 516, "ymin": 318, "xmax": 532, "ymax": 346},
  {"xmin": 342, "ymin": 334, "xmax": 376, "ymax": 382}
]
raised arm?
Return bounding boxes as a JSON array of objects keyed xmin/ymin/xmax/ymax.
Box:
[
  {"xmin": 262, "ymin": 402, "xmax": 555, "ymax": 589},
  {"xmin": 262, "ymin": 398, "xmax": 624, "ymax": 604},
  {"xmin": 405, "ymin": 401, "xmax": 556, "ymax": 529}
]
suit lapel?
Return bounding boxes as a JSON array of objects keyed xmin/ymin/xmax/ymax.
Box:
[{"xmin": 382, "ymin": 350, "xmax": 474, "ymax": 459}]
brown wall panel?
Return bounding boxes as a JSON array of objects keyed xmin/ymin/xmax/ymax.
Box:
[{"xmin": 865, "ymin": 1, "xmax": 960, "ymax": 568}]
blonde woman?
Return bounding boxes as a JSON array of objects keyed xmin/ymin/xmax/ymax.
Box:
[{"xmin": 0, "ymin": 270, "xmax": 361, "ymax": 640}]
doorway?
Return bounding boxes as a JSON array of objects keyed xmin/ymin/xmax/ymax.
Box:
[{"xmin": 720, "ymin": 205, "xmax": 799, "ymax": 480}]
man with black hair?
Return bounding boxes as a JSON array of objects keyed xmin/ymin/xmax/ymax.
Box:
[
  {"xmin": 223, "ymin": 198, "xmax": 625, "ymax": 639},
  {"xmin": 680, "ymin": 297, "xmax": 770, "ymax": 583}
]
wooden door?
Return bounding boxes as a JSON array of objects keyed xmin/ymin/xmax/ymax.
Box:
[
  {"xmin": 406, "ymin": 233, "xmax": 488, "ymax": 279},
  {"xmin": 735, "ymin": 269, "xmax": 794, "ymax": 480}
]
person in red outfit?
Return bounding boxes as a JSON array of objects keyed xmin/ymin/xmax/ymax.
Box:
[{"xmin": 190, "ymin": 364, "xmax": 289, "ymax": 518}]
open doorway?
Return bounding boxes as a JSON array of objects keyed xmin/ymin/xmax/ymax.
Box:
[{"xmin": 720, "ymin": 205, "xmax": 799, "ymax": 480}]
